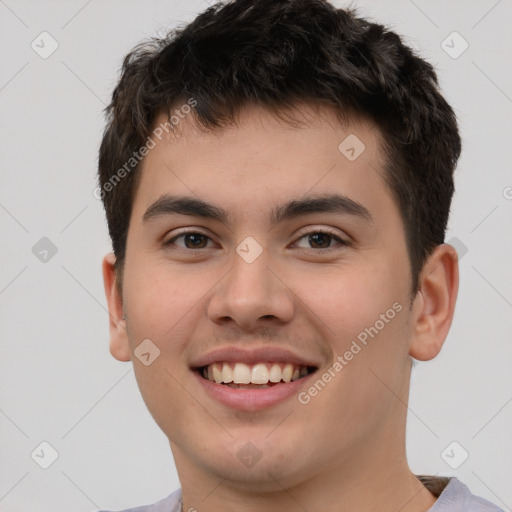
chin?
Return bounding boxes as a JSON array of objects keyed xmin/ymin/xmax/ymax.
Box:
[{"xmin": 200, "ymin": 438, "xmax": 314, "ymax": 492}]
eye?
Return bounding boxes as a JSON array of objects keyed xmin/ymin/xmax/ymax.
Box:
[
  {"xmin": 293, "ymin": 229, "xmax": 349, "ymax": 252},
  {"xmin": 163, "ymin": 231, "xmax": 214, "ymax": 250},
  {"xmin": 163, "ymin": 228, "xmax": 349, "ymax": 253}
]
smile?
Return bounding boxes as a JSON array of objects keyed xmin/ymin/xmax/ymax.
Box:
[{"xmin": 200, "ymin": 362, "xmax": 316, "ymax": 388}]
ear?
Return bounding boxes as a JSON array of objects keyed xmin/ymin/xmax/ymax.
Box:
[
  {"xmin": 102, "ymin": 253, "xmax": 131, "ymax": 362},
  {"xmin": 409, "ymin": 243, "xmax": 459, "ymax": 361}
]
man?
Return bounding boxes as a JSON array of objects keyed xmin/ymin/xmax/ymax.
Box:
[{"xmin": 98, "ymin": 0, "xmax": 503, "ymax": 510}]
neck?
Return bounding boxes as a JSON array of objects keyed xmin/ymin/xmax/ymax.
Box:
[
  {"xmin": 172, "ymin": 431, "xmax": 437, "ymax": 512},
  {"xmin": 172, "ymin": 364, "xmax": 436, "ymax": 511}
]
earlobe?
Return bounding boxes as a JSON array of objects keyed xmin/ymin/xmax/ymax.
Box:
[
  {"xmin": 102, "ymin": 253, "xmax": 131, "ymax": 362},
  {"xmin": 409, "ymin": 244, "xmax": 459, "ymax": 361}
]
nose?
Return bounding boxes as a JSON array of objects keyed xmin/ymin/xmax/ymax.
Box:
[{"xmin": 206, "ymin": 241, "xmax": 294, "ymax": 331}]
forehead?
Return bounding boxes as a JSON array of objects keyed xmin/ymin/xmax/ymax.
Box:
[
  {"xmin": 146, "ymin": 101, "xmax": 384, "ymax": 163},
  {"xmin": 130, "ymin": 102, "xmax": 397, "ymax": 230}
]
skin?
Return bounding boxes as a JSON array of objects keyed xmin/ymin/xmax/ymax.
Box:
[{"xmin": 103, "ymin": 102, "xmax": 459, "ymax": 512}]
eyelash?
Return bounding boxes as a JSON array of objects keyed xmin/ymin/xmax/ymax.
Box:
[{"xmin": 163, "ymin": 228, "xmax": 349, "ymax": 253}]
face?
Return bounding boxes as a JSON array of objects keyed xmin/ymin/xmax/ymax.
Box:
[{"xmin": 106, "ymin": 103, "xmax": 423, "ymax": 492}]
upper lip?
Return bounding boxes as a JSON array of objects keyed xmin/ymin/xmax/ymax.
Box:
[{"xmin": 190, "ymin": 346, "xmax": 321, "ymax": 369}]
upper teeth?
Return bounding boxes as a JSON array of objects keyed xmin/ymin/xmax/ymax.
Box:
[{"xmin": 203, "ymin": 362, "xmax": 310, "ymax": 384}]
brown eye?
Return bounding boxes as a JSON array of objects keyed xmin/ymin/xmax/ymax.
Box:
[
  {"xmin": 308, "ymin": 232, "xmax": 332, "ymax": 249},
  {"xmin": 294, "ymin": 230, "xmax": 348, "ymax": 251},
  {"xmin": 164, "ymin": 232, "xmax": 212, "ymax": 249}
]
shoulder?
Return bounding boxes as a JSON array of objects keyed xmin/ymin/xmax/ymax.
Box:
[
  {"xmin": 419, "ymin": 476, "xmax": 505, "ymax": 511},
  {"xmin": 95, "ymin": 488, "xmax": 182, "ymax": 512}
]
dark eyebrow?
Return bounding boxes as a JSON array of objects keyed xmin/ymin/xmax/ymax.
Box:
[
  {"xmin": 143, "ymin": 195, "xmax": 230, "ymax": 224},
  {"xmin": 142, "ymin": 193, "xmax": 374, "ymax": 226},
  {"xmin": 271, "ymin": 194, "xmax": 373, "ymax": 226}
]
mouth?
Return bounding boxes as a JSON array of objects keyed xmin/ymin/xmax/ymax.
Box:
[{"xmin": 195, "ymin": 362, "xmax": 318, "ymax": 389}]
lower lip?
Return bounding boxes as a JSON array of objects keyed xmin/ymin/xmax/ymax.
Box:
[{"xmin": 193, "ymin": 370, "xmax": 316, "ymax": 411}]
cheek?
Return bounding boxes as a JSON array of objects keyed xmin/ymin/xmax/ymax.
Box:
[
  {"xmin": 291, "ymin": 260, "xmax": 409, "ymax": 399},
  {"xmin": 123, "ymin": 263, "xmax": 207, "ymax": 436},
  {"xmin": 123, "ymin": 260, "xmax": 208, "ymax": 346},
  {"xmin": 287, "ymin": 258, "xmax": 399, "ymax": 345},
  {"xmin": 131, "ymin": 361, "xmax": 193, "ymax": 444},
  {"xmin": 309, "ymin": 311, "xmax": 409, "ymax": 443}
]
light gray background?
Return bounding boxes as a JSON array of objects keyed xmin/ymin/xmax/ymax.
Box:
[{"xmin": 1, "ymin": 0, "xmax": 511, "ymax": 510}]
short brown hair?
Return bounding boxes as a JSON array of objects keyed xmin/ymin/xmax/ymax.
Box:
[{"xmin": 98, "ymin": 0, "xmax": 461, "ymax": 297}]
